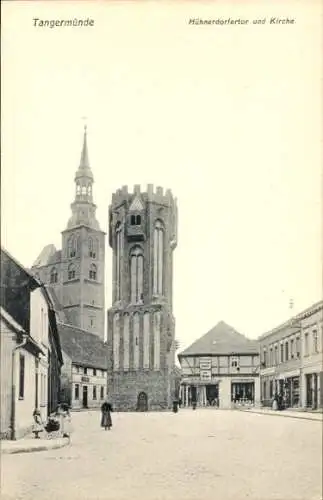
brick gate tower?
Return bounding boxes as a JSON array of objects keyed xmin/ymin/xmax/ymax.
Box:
[{"xmin": 107, "ymin": 185, "xmax": 178, "ymax": 411}]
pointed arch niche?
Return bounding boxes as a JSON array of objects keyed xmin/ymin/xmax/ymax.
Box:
[
  {"xmin": 153, "ymin": 220, "xmax": 164, "ymax": 296},
  {"xmin": 130, "ymin": 246, "xmax": 143, "ymax": 304},
  {"xmin": 115, "ymin": 222, "xmax": 123, "ymax": 301}
]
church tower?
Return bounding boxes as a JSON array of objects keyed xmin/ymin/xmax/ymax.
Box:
[
  {"xmin": 107, "ymin": 185, "xmax": 178, "ymax": 411},
  {"xmin": 60, "ymin": 126, "xmax": 106, "ymax": 338}
]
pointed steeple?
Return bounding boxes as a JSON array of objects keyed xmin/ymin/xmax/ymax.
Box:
[
  {"xmin": 75, "ymin": 125, "xmax": 93, "ymax": 181},
  {"xmin": 80, "ymin": 124, "xmax": 90, "ymax": 169},
  {"xmin": 65, "ymin": 123, "xmax": 101, "ymax": 231}
]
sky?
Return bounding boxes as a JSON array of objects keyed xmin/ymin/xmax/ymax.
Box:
[{"xmin": 2, "ymin": 1, "xmax": 322, "ymax": 351}]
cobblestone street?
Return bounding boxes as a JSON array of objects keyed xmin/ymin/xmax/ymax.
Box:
[{"xmin": 1, "ymin": 409, "xmax": 322, "ymax": 500}]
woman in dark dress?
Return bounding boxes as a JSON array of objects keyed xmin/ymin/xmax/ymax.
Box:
[{"xmin": 101, "ymin": 400, "xmax": 113, "ymax": 430}]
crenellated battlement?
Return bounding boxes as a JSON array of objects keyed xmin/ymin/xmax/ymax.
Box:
[{"xmin": 111, "ymin": 184, "xmax": 177, "ymax": 209}]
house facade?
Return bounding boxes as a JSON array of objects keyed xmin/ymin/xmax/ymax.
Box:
[
  {"xmin": 58, "ymin": 323, "xmax": 108, "ymax": 409},
  {"xmin": 178, "ymin": 321, "xmax": 260, "ymax": 409},
  {"xmin": 0, "ymin": 247, "xmax": 63, "ymax": 439},
  {"xmin": 259, "ymin": 301, "xmax": 323, "ymax": 409}
]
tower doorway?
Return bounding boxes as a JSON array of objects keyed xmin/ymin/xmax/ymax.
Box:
[
  {"xmin": 137, "ymin": 392, "xmax": 148, "ymax": 412},
  {"xmin": 82, "ymin": 386, "xmax": 88, "ymax": 408}
]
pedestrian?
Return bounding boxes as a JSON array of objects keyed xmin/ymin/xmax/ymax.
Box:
[
  {"xmin": 56, "ymin": 403, "xmax": 73, "ymax": 439},
  {"xmin": 32, "ymin": 409, "xmax": 44, "ymax": 439},
  {"xmin": 101, "ymin": 399, "xmax": 113, "ymax": 430}
]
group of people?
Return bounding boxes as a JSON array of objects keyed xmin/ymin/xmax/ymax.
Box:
[
  {"xmin": 32, "ymin": 403, "xmax": 73, "ymax": 439},
  {"xmin": 32, "ymin": 399, "xmax": 114, "ymax": 439}
]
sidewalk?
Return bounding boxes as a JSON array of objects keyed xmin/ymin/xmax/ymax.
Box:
[
  {"xmin": 1, "ymin": 435, "xmax": 70, "ymax": 455},
  {"xmin": 238, "ymin": 407, "xmax": 323, "ymax": 421}
]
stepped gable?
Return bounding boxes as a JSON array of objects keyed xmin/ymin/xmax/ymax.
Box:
[
  {"xmin": 180, "ymin": 321, "xmax": 258, "ymax": 356},
  {"xmin": 58, "ymin": 322, "xmax": 108, "ymax": 369}
]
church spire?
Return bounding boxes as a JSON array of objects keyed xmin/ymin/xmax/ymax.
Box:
[
  {"xmin": 65, "ymin": 123, "xmax": 101, "ymax": 231},
  {"xmin": 75, "ymin": 124, "xmax": 93, "ymax": 181},
  {"xmin": 80, "ymin": 125, "xmax": 90, "ymax": 168}
]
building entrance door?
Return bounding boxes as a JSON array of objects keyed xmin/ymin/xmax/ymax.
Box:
[
  {"xmin": 82, "ymin": 386, "xmax": 88, "ymax": 408},
  {"xmin": 137, "ymin": 392, "xmax": 148, "ymax": 412}
]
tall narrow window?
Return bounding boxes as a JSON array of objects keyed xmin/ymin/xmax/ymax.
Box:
[
  {"xmin": 93, "ymin": 386, "xmax": 97, "ymax": 400},
  {"xmin": 280, "ymin": 343, "xmax": 284, "ymax": 363},
  {"xmin": 130, "ymin": 247, "xmax": 143, "ymax": 303},
  {"xmin": 304, "ymin": 332, "xmax": 309, "ymax": 356},
  {"xmin": 153, "ymin": 220, "xmax": 164, "ymax": 295},
  {"xmin": 116, "ymin": 223, "xmax": 122, "ymax": 300},
  {"xmin": 113, "ymin": 314, "xmax": 120, "ymax": 371},
  {"xmin": 313, "ymin": 329, "xmax": 318, "ymax": 353},
  {"xmin": 50, "ymin": 268, "xmax": 58, "ymax": 283},
  {"xmin": 285, "ymin": 341, "xmax": 289, "ymax": 361},
  {"xmin": 143, "ymin": 312, "xmax": 150, "ymax": 370},
  {"xmin": 68, "ymin": 236, "xmax": 76, "ymax": 258},
  {"xmin": 19, "ymin": 354, "xmax": 25, "ymax": 399},
  {"xmin": 89, "ymin": 264, "xmax": 97, "ymax": 280},
  {"xmin": 75, "ymin": 384, "xmax": 79, "ymax": 400},
  {"xmin": 153, "ymin": 311, "xmax": 161, "ymax": 370},
  {"xmin": 89, "ymin": 237, "xmax": 96, "ymax": 259},
  {"xmin": 133, "ymin": 313, "xmax": 140, "ymax": 370},
  {"xmin": 68, "ymin": 263, "xmax": 76, "ymax": 280},
  {"xmin": 123, "ymin": 314, "xmax": 130, "ymax": 371}
]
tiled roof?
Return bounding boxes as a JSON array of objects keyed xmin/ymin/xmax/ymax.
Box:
[
  {"xmin": 179, "ymin": 321, "xmax": 259, "ymax": 357},
  {"xmin": 58, "ymin": 322, "xmax": 108, "ymax": 369},
  {"xmin": 48, "ymin": 250, "xmax": 62, "ymax": 265},
  {"xmin": 32, "ymin": 244, "xmax": 58, "ymax": 267}
]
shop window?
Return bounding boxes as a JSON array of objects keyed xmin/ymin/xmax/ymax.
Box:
[
  {"xmin": 100, "ymin": 386, "xmax": 104, "ymax": 399},
  {"xmin": 93, "ymin": 386, "xmax": 97, "ymax": 400},
  {"xmin": 75, "ymin": 384, "xmax": 79, "ymax": 400}
]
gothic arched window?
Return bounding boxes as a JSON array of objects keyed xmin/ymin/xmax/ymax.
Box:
[
  {"xmin": 50, "ymin": 267, "xmax": 58, "ymax": 284},
  {"xmin": 130, "ymin": 246, "xmax": 143, "ymax": 304},
  {"xmin": 116, "ymin": 223, "xmax": 122, "ymax": 301},
  {"xmin": 153, "ymin": 220, "xmax": 164, "ymax": 295},
  {"xmin": 130, "ymin": 214, "xmax": 141, "ymax": 226},
  {"xmin": 89, "ymin": 237, "xmax": 96, "ymax": 259},
  {"xmin": 76, "ymin": 183, "xmax": 81, "ymax": 195},
  {"xmin": 68, "ymin": 263, "xmax": 76, "ymax": 280},
  {"xmin": 68, "ymin": 235, "xmax": 76, "ymax": 258},
  {"xmin": 89, "ymin": 263, "xmax": 97, "ymax": 280}
]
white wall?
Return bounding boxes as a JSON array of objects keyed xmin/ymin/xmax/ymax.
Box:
[
  {"xmin": 30, "ymin": 287, "xmax": 49, "ymax": 347},
  {"xmin": 30, "ymin": 287, "xmax": 50, "ymax": 421},
  {"xmin": 14, "ymin": 348, "xmax": 36, "ymax": 438}
]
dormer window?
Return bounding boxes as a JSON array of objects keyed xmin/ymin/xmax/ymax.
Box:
[{"xmin": 131, "ymin": 215, "xmax": 141, "ymax": 226}]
